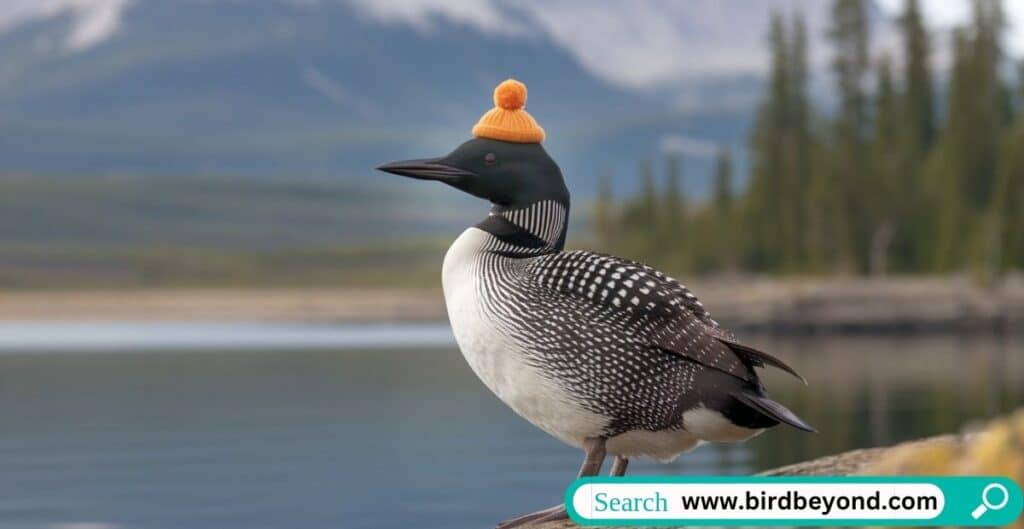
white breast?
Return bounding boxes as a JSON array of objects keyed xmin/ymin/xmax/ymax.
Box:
[{"xmin": 442, "ymin": 228, "xmax": 607, "ymax": 449}]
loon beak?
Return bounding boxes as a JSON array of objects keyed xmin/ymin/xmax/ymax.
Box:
[{"xmin": 376, "ymin": 157, "xmax": 476, "ymax": 183}]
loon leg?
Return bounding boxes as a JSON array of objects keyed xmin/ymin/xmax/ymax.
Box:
[
  {"xmin": 609, "ymin": 455, "xmax": 629, "ymax": 476},
  {"xmin": 495, "ymin": 437, "xmax": 606, "ymax": 529},
  {"xmin": 576, "ymin": 436, "xmax": 608, "ymax": 476}
]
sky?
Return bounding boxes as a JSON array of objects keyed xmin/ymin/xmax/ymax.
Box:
[{"xmin": 337, "ymin": 0, "xmax": 1024, "ymax": 88}]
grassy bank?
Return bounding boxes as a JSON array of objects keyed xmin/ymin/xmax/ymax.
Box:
[{"xmin": 0, "ymin": 239, "xmax": 450, "ymax": 290}]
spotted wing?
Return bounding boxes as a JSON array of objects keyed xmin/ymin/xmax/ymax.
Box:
[{"xmin": 525, "ymin": 250, "xmax": 803, "ymax": 383}]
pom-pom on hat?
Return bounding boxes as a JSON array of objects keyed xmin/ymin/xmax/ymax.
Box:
[{"xmin": 472, "ymin": 79, "xmax": 546, "ymax": 143}]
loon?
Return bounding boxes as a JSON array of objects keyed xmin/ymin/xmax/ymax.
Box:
[{"xmin": 377, "ymin": 79, "xmax": 813, "ymax": 528}]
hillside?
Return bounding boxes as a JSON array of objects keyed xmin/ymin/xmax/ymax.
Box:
[{"xmin": 0, "ymin": 0, "xmax": 876, "ymax": 196}]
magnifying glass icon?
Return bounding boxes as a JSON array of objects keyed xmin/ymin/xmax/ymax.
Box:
[{"xmin": 971, "ymin": 483, "xmax": 1010, "ymax": 519}]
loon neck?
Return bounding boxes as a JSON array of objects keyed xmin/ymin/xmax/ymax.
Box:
[{"xmin": 474, "ymin": 200, "xmax": 569, "ymax": 257}]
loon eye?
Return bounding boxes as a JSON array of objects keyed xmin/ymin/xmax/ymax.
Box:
[{"xmin": 484, "ymin": 153, "xmax": 497, "ymax": 166}]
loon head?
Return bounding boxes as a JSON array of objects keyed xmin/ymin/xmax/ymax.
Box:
[
  {"xmin": 378, "ymin": 79, "xmax": 568, "ymax": 210},
  {"xmin": 377, "ymin": 137, "xmax": 569, "ymax": 209}
]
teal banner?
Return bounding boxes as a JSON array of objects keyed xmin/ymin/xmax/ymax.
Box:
[{"xmin": 566, "ymin": 476, "xmax": 1023, "ymax": 526}]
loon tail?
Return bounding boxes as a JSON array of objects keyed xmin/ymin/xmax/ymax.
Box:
[
  {"xmin": 720, "ymin": 339, "xmax": 807, "ymax": 385},
  {"xmin": 732, "ymin": 391, "xmax": 816, "ymax": 433}
]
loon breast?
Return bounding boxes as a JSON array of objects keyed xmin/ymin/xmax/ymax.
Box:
[
  {"xmin": 441, "ymin": 227, "xmax": 608, "ymax": 448},
  {"xmin": 441, "ymin": 227, "xmax": 503, "ymax": 390}
]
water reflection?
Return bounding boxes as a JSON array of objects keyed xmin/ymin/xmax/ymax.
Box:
[
  {"xmin": 0, "ymin": 331, "xmax": 1019, "ymax": 529},
  {"xmin": 0, "ymin": 322, "xmax": 455, "ymax": 352}
]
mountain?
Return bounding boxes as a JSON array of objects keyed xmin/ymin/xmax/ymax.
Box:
[{"xmin": 0, "ymin": 0, "xmax": 899, "ymax": 197}]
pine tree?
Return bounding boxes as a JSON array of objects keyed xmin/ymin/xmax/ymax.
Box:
[
  {"xmin": 928, "ymin": 28, "xmax": 972, "ymax": 271},
  {"xmin": 712, "ymin": 147, "xmax": 737, "ymax": 269},
  {"xmin": 640, "ymin": 161, "xmax": 657, "ymax": 229},
  {"xmin": 607, "ymin": 1, "xmax": 1022, "ymax": 276},
  {"xmin": 897, "ymin": 0, "xmax": 936, "ymax": 271},
  {"xmin": 743, "ymin": 10, "xmax": 816, "ymax": 273},
  {"xmin": 663, "ymin": 155, "xmax": 687, "ymax": 270},
  {"xmin": 789, "ymin": 14, "xmax": 811, "ymax": 147},
  {"xmin": 744, "ymin": 12, "xmax": 789, "ymax": 271},
  {"xmin": 829, "ymin": 0, "xmax": 871, "ymax": 144},
  {"xmin": 594, "ymin": 171, "xmax": 615, "ymax": 249},
  {"xmin": 827, "ymin": 0, "xmax": 871, "ymax": 272},
  {"xmin": 992, "ymin": 117, "xmax": 1024, "ymax": 271},
  {"xmin": 870, "ymin": 54, "xmax": 899, "ymax": 275},
  {"xmin": 900, "ymin": 0, "xmax": 935, "ymax": 154},
  {"xmin": 1017, "ymin": 63, "xmax": 1024, "ymax": 113},
  {"xmin": 783, "ymin": 11, "xmax": 813, "ymax": 271},
  {"xmin": 713, "ymin": 148, "xmax": 733, "ymax": 217},
  {"xmin": 928, "ymin": 0, "xmax": 1010, "ymax": 271},
  {"xmin": 987, "ymin": 45, "xmax": 1024, "ymax": 274},
  {"xmin": 874, "ymin": 55, "xmax": 899, "ymax": 197},
  {"xmin": 664, "ymin": 155, "xmax": 685, "ymax": 231},
  {"xmin": 620, "ymin": 161, "xmax": 660, "ymax": 261},
  {"xmin": 964, "ymin": 0, "xmax": 1010, "ymax": 207}
]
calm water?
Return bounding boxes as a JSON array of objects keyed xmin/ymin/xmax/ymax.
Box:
[{"xmin": 0, "ymin": 324, "xmax": 1021, "ymax": 529}]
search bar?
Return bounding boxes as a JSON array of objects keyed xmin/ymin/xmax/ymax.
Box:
[{"xmin": 566, "ymin": 476, "xmax": 1023, "ymax": 526}]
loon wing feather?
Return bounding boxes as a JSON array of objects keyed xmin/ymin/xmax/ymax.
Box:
[{"xmin": 525, "ymin": 250, "xmax": 803, "ymax": 383}]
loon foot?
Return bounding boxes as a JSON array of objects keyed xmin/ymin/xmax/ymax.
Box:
[
  {"xmin": 494, "ymin": 437, "xmax": 608, "ymax": 529},
  {"xmin": 495, "ymin": 504, "xmax": 566, "ymax": 529}
]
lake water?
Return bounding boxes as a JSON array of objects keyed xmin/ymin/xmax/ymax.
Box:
[{"xmin": 0, "ymin": 323, "xmax": 1021, "ymax": 529}]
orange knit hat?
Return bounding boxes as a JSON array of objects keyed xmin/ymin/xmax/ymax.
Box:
[{"xmin": 472, "ymin": 79, "xmax": 545, "ymax": 143}]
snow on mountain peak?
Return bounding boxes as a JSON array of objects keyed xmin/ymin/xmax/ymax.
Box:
[{"xmin": 0, "ymin": 0, "xmax": 131, "ymax": 52}]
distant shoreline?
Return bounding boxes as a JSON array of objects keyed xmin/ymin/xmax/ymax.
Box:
[
  {"xmin": 1, "ymin": 276, "xmax": 1021, "ymax": 334},
  {"xmin": 0, "ymin": 288, "xmax": 447, "ymax": 323}
]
